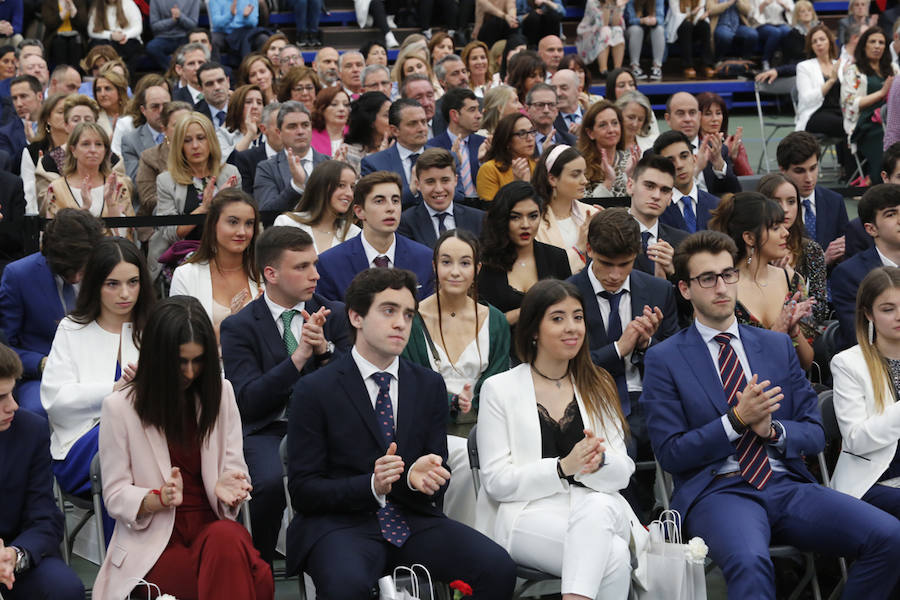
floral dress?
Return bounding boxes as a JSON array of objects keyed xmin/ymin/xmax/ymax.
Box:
[
  {"xmin": 735, "ymin": 268, "xmax": 819, "ymax": 342},
  {"xmin": 577, "ymin": 0, "xmax": 626, "ymax": 62},
  {"xmin": 586, "ymin": 150, "xmax": 629, "ymax": 197}
]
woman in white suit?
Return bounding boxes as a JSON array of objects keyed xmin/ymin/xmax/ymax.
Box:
[
  {"xmin": 831, "ymin": 266, "xmax": 900, "ymax": 518},
  {"xmin": 41, "ymin": 237, "xmax": 156, "ymax": 502},
  {"xmin": 148, "ymin": 111, "xmax": 241, "ymax": 281},
  {"xmin": 795, "ymin": 25, "xmax": 840, "ymax": 132},
  {"xmin": 93, "ymin": 296, "xmax": 273, "ymax": 600},
  {"xmin": 476, "ymin": 279, "xmax": 645, "ymax": 600},
  {"xmin": 169, "ymin": 189, "xmax": 261, "ymax": 341}
]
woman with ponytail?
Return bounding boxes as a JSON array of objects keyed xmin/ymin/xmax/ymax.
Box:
[{"xmin": 830, "ymin": 266, "xmax": 900, "ymax": 520}]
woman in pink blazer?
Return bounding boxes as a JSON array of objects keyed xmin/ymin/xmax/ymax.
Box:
[
  {"xmin": 93, "ymin": 296, "xmax": 273, "ymax": 600},
  {"xmin": 310, "ymin": 85, "xmax": 351, "ymax": 157}
]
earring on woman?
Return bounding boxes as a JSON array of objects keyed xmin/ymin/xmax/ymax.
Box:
[
  {"xmin": 869, "ymin": 320, "xmax": 875, "ymax": 344},
  {"xmin": 747, "ymin": 246, "xmax": 753, "ymax": 266},
  {"xmin": 531, "ymin": 337, "xmax": 537, "ymax": 347}
]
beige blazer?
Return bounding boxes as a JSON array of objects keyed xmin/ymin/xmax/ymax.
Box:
[
  {"xmin": 535, "ymin": 199, "xmax": 595, "ymax": 274},
  {"xmin": 475, "ymin": 363, "xmax": 647, "ymax": 563},
  {"xmin": 830, "ymin": 345, "xmax": 900, "ymax": 499},
  {"xmin": 92, "ymin": 381, "xmax": 248, "ymax": 600},
  {"xmin": 35, "ymin": 150, "xmax": 127, "ymax": 213},
  {"xmin": 42, "ymin": 173, "xmax": 135, "ymax": 240}
]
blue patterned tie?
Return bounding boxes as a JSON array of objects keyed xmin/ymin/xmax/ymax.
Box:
[
  {"xmin": 371, "ymin": 372, "xmax": 411, "ymax": 547},
  {"xmin": 802, "ymin": 199, "xmax": 817, "ymax": 241},
  {"xmin": 216, "ymin": 111, "xmax": 226, "ymax": 127},
  {"xmin": 641, "ymin": 231, "xmax": 652, "ymax": 255},
  {"xmin": 682, "ymin": 197, "xmax": 697, "ymax": 233},
  {"xmin": 714, "ymin": 333, "xmax": 773, "ymax": 490}
]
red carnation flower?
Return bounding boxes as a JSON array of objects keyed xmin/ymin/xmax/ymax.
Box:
[{"xmin": 449, "ymin": 580, "xmax": 473, "ymax": 597}]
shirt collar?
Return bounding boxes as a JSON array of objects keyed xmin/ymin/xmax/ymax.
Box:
[
  {"xmin": 265, "ymin": 142, "xmax": 278, "ymax": 158},
  {"xmin": 631, "ymin": 212, "xmax": 659, "ymax": 239},
  {"xmin": 360, "ymin": 231, "xmax": 397, "ymax": 265},
  {"xmin": 397, "ymin": 143, "xmax": 424, "ymax": 161},
  {"xmin": 263, "ymin": 290, "xmax": 305, "ymax": 323},
  {"xmin": 560, "ymin": 106, "xmax": 582, "ymax": 119},
  {"xmin": 877, "ymin": 246, "xmax": 899, "ymax": 267},
  {"xmin": 695, "ymin": 317, "xmax": 741, "ymax": 346},
  {"xmin": 675, "ymin": 183, "xmax": 699, "ymax": 206},
  {"xmin": 586, "ymin": 264, "xmax": 631, "ymax": 296},
  {"xmin": 352, "ymin": 345, "xmax": 400, "ymax": 382},
  {"xmin": 425, "ymin": 201, "xmax": 454, "ymax": 218},
  {"xmin": 800, "ymin": 189, "xmax": 816, "ymax": 208}
]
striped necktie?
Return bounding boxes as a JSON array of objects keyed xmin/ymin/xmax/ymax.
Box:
[
  {"xmin": 714, "ymin": 333, "xmax": 773, "ymax": 490},
  {"xmin": 458, "ymin": 137, "xmax": 476, "ymax": 197}
]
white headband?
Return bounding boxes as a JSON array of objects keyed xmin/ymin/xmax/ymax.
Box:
[{"xmin": 545, "ymin": 144, "xmax": 571, "ymax": 173}]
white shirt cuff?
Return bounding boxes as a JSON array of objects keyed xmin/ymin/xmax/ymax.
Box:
[
  {"xmin": 712, "ymin": 164, "xmax": 726, "ymax": 178},
  {"xmin": 370, "ymin": 474, "xmax": 386, "ymax": 507},
  {"xmin": 290, "ymin": 179, "xmax": 304, "ymax": 194},
  {"xmin": 721, "ymin": 413, "xmax": 741, "ymax": 442},
  {"xmin": 613, "ymin": 340, "xmax": 622, "ymax": 359}
]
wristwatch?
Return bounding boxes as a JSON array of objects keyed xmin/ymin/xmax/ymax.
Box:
[
  {"xmin": 316, "ymin": 340, "xmax": 335, "ymax": 361},
  {"xmin": 10, "ymin": 546, "xmax": 29, "ymax": 574}
]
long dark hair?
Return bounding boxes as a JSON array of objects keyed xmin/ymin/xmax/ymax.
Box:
[
  {"xmin": 482, "ymin": 112, "xmax": 534, "ymax": 172},
  {"xmin": 432, "ymin": 229, "xmax": 484, "ymax": 369},
  {"xmin": 757, "ymin": 172, "xmax": 805, "ymax": 264},
  {"xmin": 506, "ymin": 50, "xmax": 545, "ymax": 103},
  {"xmin": 70, "ymin": 237, "xmax": 156, "ymax": 348},
  {"xmin": 516, "ymin": 279, "xmax": 627, "ymax": 435},
  {"xmin": 855, "ymin": 27, "xmax": 893, "ymax": 77},
  {"xmin": 343, "ymin": 91, "xmax": 390, "ymax": 149},
  {"xmin": 286, "ymin": 159, "xmax": 356, "ymax": 240},
  {"xmin": 697, "ymin": 92, "xmax": 730, "ymax": 135},
  {"xmin": 131, "ymin": 296, "xmax": 222, "ymax": 444},
  {"xmin": 532, "ymin": 144, "xmax": 582, "ymax": 205},
  {"xmin": 187, "ymin": 188, "xmax": 262, "ymax": 285},
  {"xmin": 605, "ymin": 68, "xmax": 636, "ymax": 101},
  {"xmin": 708, "ymin": 191, "xmax": 785, "ymax": 261},
  {"xmin": 481, "ymin": 181, "xmax": 544, "ymax": 271}
]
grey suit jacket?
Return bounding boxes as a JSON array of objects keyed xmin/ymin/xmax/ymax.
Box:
[
  {"xmin": 147, "ymin": 163, "xmax": 241, "ymax": 280},
  {"xmin": 121, "ymin": 124, "xmax": 159, "ymax": 183},
  {"xmin": 253, "ymin": 148, "xmax": 329, "ymax": 213}
]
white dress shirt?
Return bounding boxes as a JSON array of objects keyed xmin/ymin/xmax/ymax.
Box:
[
  {"xmin": 877, "ymin": 247, "xmax": 899, "ymax": 268},
  {"xmin": 634, "ymin": 216, "xmax": 660, "ymax": 245},
  {"xmin": 263, "ymin": 291, "xmax": 305, "ymax": 343},
  {"xmin": 360, "ymin": 231, "xmax": 397, "ymax": 267},
  {"xmin": 673, "ymin": 183, "xmax": 700, "ymax": 223},
  {"xmin": 397, "ymin": 143, "xmax": 424, "ymax": 187},
  {"xmin": 587, "ymin": 267, "xmax": 642, "ymax": 392},
  {"xmin": 425, "ymin": 201, "xmax": 456, "ymax": 238},
  {"xmin": 800, "ymin": 190, "xmax": 817, "ymax": 217},
  {"xmin": 694, "ymin": 318, "xmax": 787, "ymax": 473}
]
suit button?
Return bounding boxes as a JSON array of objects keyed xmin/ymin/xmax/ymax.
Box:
[{"xmin": 710, "ymin": 469, "xmax": 716, "ymax": 475}]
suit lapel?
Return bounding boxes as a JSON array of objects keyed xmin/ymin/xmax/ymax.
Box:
[
  {"xmin": 252, "ymin": 297, "xmax": 286, "ymax": 363},
  {"xmin": 143, "ymin": 419, "xmax": 173, "ymax": 481},
  {"xmin": 390, "ymin": 146, "xmax": 408, "ymax": 189},
  {"xmin": 277, "ymin": 153, "xmax": 291, "ymax": 191},
  {"xmin": 678, "ymin": 326, "xmax": 729, "ymax": 414},
  {"xmin": 416, "ymin": 205, "xmax": 437, "ymax": 246},
  {"xmin": 574, "ymin": 271, "xmax": 609, "ymax": 347},
  {"xmin": 348, "ymin": 235, "xmax": 371, "ymax": 274},
  {"xmin": 336, "ymin": 356, "xmax": 386, "ymax": 448},
  {"xmin": 662, "ymin": 204, "xmax": 687, "ymax": 230}
]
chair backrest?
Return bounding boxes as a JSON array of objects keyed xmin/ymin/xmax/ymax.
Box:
[
  {"xmin": 467, "ymin": 425, "xmax": 481, "ymax": 498},
  {"xmin": 90, "ymin": 452, "xmax": 102, "ymax": 495},
  {"xmin": 818, "ymin": 388, "xmax": 840, "ymax": 442}
]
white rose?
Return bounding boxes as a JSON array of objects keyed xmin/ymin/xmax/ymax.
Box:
[
  {"xmin": 687, "ymin": 537, "xmax": 708, "ymax": 561},
  {"xmin": 159, "ymin": 595, "xmax": 178, "ymax": 600}
]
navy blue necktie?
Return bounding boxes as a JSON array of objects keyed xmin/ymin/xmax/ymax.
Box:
[
  {"xmin": 682, "ymin": 198, "xmax": 697, "ymax": 233},
  {"xmin": 371, "ymin": 372, "xmax": 411, "ymax": 547},
  {"xmin": 803, "ymin": 199, "xmax": 817, "ymax": 241},
  {"xmin": 598, "ymin": 290, "xmax": 623, "ymax": 341},
  {"xmin": 641, "ymin": 231, "xmax": 652, "ymax": 255},
  {"xmin": 215, "ymin": 110, "xmax": 226, "ymax": 127},
  {"xmin": 435, "ymin": 212, "xmax": 449, "ymax": 233}
]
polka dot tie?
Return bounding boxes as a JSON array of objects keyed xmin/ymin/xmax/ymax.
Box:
[{"xmin": 372, "ymin": 372, "xmax": 410, "ymax": 547}]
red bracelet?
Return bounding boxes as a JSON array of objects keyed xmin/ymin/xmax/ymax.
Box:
[{"xmin": 150, "ymin": 489, "xmax": 168, "ymax": 507}]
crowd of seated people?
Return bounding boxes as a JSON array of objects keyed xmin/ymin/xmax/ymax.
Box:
[{"xmin": 4, "ymin": 7, "xmax": 900, "ymax": 599}]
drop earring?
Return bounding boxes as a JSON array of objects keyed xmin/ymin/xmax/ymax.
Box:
[
  {"xmin": 869, "ymin": 320, "xmax": 875, "ymax": 344},
  {"xmin": 747, "ymin": 247, "xmax": 753, "ymax": 266}
]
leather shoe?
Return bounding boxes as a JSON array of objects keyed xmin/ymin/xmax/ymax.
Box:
[
  {"xmin": 683, "ymin": 67, "xmax": 697, "ymax": 79},
  {"xmin": 703, "ymin": 66, "xmax": 716, "ymax": 79}
]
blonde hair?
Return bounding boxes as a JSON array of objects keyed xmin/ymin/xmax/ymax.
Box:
[
  {"xmin": 94, "ymin": 62, "xmax": 129, "ymax": 115},
  {"xmin": 391, "ymin": 46, "xmax": 432, "ymax": 84},
  {"xmin": 63, "ymin": 122, "xmax": 111, "ymax": 177},
  {"xmin": 792, "ymin": 0, "xmax": 818, "ymax": 24},
  {"xmin": 167, "ymin": 112, "xmax": 223, "ymax": 185},
  {"xmin": 856, "ymin": 267, "xmax": 900, "ymax": 413},
  {"xmin": 481, "ymin": 84, "xmax": 517, "ymax": 134}
]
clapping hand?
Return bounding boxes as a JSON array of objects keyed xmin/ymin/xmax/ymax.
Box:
[
  {"xmin": 79, "ymin": 175, "xmax": 92, "ymax": 210},
  {"xmin": 286, "ymin": 147, "xmax": 307, "ymax": 188},
  {"xmin": 511, "ymin": 156, "xmax": 531, "ymax": 181},
  {"xmin": 201, "ymin": 176, "xmax": 217, "ymax": 210},
  {"xmin": 457, "ymin": 383, "xmax": 473, "ymax": 414},
  {"xmin": 113, "ymin": 362, "xmax": 137, "ymax": 391},
  {"xmin": 735, "ymin": 375, "xmax": 783, "ymax": 437},
  {"xmin": 230, "ymin": 289, "xmax": 250, "ymax": 315},
  {"xmin": 161, "ymin": 467, "xmax": 184, "ymax": 508},
  {"xmin": 215, "ymin": 470, "xmax": 252, "ymax": 507},
  {"xmin": 374, "ymin": 442, "xmax": 404, "ymax": 496},
  {"xmin": 774, "ymin": 291, "xmax": 815, "ymax": 336},
  {"xmin": 0, "ymin": 539, "xmax": 16, "ymax": 588},
  {"xmin": 104, "ymin": 173, "xmax": 127, "ymax": 217},
  {"xmin": 599, "ymin": 148, "xmax": 616, "ymax": 183},
  {"xmin": 560, "ymin": 429, "xmax": 606, "ymax": 476},
  {"xmin": 171, "ymin": 5, "xmax": 180, "ymax": 18},
  {"xmin": 299, "ymin": 306, "xmax": 331, "ymax": 357},
  {"xmin": 409, "ymin": 454, "xmax": 450, "ymax": 495},
  {"xmin": 649, "ymin": 239, "xmax": 675, "ymax": 277}
]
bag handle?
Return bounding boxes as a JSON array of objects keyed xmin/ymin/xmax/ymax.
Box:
[
  {"xmin": 410, "ymin": 564, "xmax": 434, "ymax": 596},
  {"xmin": 127, "ymin": 578, "xmax": 163, "ymax": 599},
  {"xmin": 658, "ymin": 509, "xmax": 683, "ymax": 544},
  {"xmin": 393, "ymin": 565, "xmax": 419, "ymax": 597}
]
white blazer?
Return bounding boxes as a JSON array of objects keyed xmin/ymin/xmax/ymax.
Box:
[
  {"xmin": 169, "ymin": 260, "xmax": 261, "ymax": 323},
  {"xmin": 41, "ymin": 319, "xmax": 140, "ymax": 460},
  {"xmin": 475, "ymin": 364, "xmax": 647, "ymax": 557},
  {"xmin": 795, "ymin": 58, "xmax": 831, "ymax": 132},
  {"xmin": 830, "ymin": 345, "xmax": 900, "ymax": 499},
  {"xmin": 92, "ymin": 382, "xmax": 247, "ymax": 600}
]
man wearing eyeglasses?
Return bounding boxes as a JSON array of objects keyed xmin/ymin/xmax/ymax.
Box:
[
  {"xmin": 278, "ymin": 44, "xmax": 304, "ymax": 79},
  {"xmin": 567, "ymin": 207, "xmax": 677, "ymax": 520},
  {"xmin": 526, "ymin": 83, "xmax": 575, "ymax": 157},
  {"xmin": 641, "ymin": 229, "xmax": 900, "ymax": 599},
  {"xmin": 362, "ymin": 64, "xmax": 393, "ymax": 99}
]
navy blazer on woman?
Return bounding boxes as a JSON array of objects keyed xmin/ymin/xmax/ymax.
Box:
[
  {"xmin": 220, "ymin": 292, "xmax": 352, "ymax": 436},
  {"xmin": 286, "ymin": 354, "xmax": 449, "ymax": 575},
  {"xmin": 568, "ymin": 268, "xmax": 679, "ymax": 415},
  {"xmin": 0, "ymin": 252, "xmax": 65, "ymax": 379},
  {"xmin": 659, "ymin": 189, "xmax": 721, "ymax": 233},
  {"xmin": 397, "ymin": 202, "xmax": 485, "ymax": 248},
  {"xmin": 640, "ymin": 324, "xmax": 823, "ymax": 517},
  {"xmin": 316, "ymin": 234, "xmax": 435, "ymax": 302}
]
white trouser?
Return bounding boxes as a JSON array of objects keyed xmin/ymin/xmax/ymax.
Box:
[
  {"xmin": 442, "ymin": 435, "xmax": 478, "ymax": 528},
  {"xmin": 507, "ymin": 487, "xmax": 632, "ymax": 599}
]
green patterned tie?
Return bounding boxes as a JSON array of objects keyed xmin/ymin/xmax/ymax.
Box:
[{"xmin": 280, "ymin": 310, "xmax": 299, "ymax": 354}]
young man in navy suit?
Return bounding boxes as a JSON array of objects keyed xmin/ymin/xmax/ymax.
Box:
[
  {"xmin": 316, "ymin": 171, "xmax": 434, "ymax": 302},
  {"xmin": 0, "ymin": 343, "xmax": 84, "ymax": 600},
  {"xmin": 286, "ymin": 268, "xmax": 516, "ymax": 598},
  {"xmin": 654, "ymin": 131, "xmax": 721, "ymax": 233},
  {"xmin": 425, "ymin": 86, "xmax": 484, "ymax": 199},
  {"xmin": 845, "ymin": 143, "xmax": 900, "ymax": 258},
  {"xmin": 220, "ymin": 226, "xmax": 352, "ymax": 565},
  {"xmin": 568, "ymin": 207, "xmax": 678, "ymax": 517},
  {"xmin": 361, "ymin": 98, "xmax": 449, "ymax": 209},
  {"xmin": 253, "ymin": 102, "xmax": 329, "ymax": 214},
  {"xmin": 398, "ymin": 148, "xmax": 484, "ymax": 248},
  {"xmin": 663, "ymin": 92, "xmax": 741, "ymax": 196},
  {"xmin": 642, "ymin": 230, "xmax": 900, "ymax": 598},
  {"xmin": 778, "ymin": 132, "xmax": 850, "ymax": 267},
  {"xmin": 0, "ymin": 209, "xmax": 103, "ymax": 418},
  {"xmin": 628, "ymin": 154, "xmax": 689, "ymax": 278},
  {"xmin": 832, "ymin": 185, "xmax": 900, "ymax": 350}
]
